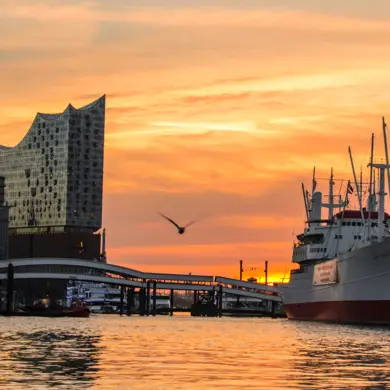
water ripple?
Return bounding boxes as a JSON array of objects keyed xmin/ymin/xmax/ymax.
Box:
[{"xmin": 0, "ymin": 316, "xmax": 390, "ymax": 389}]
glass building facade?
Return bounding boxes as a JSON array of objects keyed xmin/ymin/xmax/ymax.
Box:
[{"xmin": 0, "ymin": 96, "xmax": 105, "ymax": 260}]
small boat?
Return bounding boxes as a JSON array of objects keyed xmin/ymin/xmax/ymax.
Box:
[{"xmin": 15, "ymin": 299, "xmax": 90, "ymax": 318}]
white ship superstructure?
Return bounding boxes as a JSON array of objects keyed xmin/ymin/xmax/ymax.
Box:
[
  {"xmin": 66, "ymin": 282, "xmax": 171, "ymax": 314},
  {"xmin": 66, "ymin": 282, "xmax": 126, "ymax": 313},
  {"xmin": 280, "ymin": 117, "xmax": 390, "ymax": 324}
]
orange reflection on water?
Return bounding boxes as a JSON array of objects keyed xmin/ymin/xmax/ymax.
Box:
[{"xmin": 2, "ymin": 316, "xmax": 387, "ymax": 389}]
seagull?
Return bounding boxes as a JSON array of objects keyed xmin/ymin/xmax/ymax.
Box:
[{"xmin": 159, "ymin": 213, "xmax": 196, "ymax": 234}]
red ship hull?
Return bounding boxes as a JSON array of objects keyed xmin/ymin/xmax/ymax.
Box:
[{"xmin": 284, "ymin": 300, "xmax": 390, "ymax": 325}]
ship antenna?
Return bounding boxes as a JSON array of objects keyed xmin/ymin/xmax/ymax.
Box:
[
  {"xmin": 382, "ymin": 117, "xmax": 390, "ymax": 203},
  {"xmin": 349, "ymin": 146, "xmax": 365, "ymax": 223}
]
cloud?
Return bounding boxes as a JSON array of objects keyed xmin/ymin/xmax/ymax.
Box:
[
  {"xmin": 212, "ymin": 215, "xmax": 299, "ymax": 230},
  {"xmin": 2, "ymin": 0, "xmax": 390, "ymax": 278},
  {"xmin": 4, "ymin": 2, "xmax": 390, "ymax": 34}
]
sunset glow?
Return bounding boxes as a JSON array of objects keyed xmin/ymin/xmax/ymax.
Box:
[{"xmin": 2, "ymin": 0, "xmax": 390, "ymax": 280}]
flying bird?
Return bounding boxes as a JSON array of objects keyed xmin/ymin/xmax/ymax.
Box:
[{"xmin": 159, "ymin": 213, "xmax": 196, "ymax": 234}]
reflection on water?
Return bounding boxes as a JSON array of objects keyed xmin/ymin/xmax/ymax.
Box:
[
  {"xmin": 0, "ymin": 316, "xmax": 390, "ymax": 389},
  {"xmin": 292, "ymin": 322, "xmax": 390, "ymax": 389},
  {"xmin": 0, "ymin": 318, "xmax": 100, "ymax": 389}
]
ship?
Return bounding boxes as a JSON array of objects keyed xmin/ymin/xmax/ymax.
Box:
[
  {"xmin": 279, "ymin": 117, "xmax": 390, "ymax": 325},
  {"xmin": 66, "ymin": 281, "xmax": 171, "ymax": 314}
]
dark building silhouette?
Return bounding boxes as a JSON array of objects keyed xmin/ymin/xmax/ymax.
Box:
[
  {"xmin": 0, "ymin": 177, "xmax": 9, "ymax": 259},
  {"xmin": 0, "ymin": 96, "xmax": 105, "ymax": 260}
]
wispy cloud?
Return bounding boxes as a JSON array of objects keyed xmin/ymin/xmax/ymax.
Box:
[
  {"xmin": 1, "ymin": 0, "xmax": 390, "ymax": 277},
  {"xmin": 4, "ymin": 2, "xmax": 390, "ymax": 34}
]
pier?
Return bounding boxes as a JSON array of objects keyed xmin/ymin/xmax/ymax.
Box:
[{"xmin": 0, "ymin": 258, "xmax": 284, "ymax": 318}]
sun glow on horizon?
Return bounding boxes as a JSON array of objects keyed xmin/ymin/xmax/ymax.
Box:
[{"xmin": 2, "ymin": 1, "xmax": 390, "ymax": 275}]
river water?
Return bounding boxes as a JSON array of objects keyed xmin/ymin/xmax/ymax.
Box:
[{"xmin": 0, "ymin": 315, "xmax": 389, "ymax": 389}]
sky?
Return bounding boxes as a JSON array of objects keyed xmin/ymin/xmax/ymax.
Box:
[{"xmin": 2, "ymin": 0, "xmax": 390, "ymax": 282}]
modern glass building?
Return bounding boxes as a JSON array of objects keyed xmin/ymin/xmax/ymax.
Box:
[{"xmin": 0, "ymin": 95, "xmax": 105, "ymax": 260}]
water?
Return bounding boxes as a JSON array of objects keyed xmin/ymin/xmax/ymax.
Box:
[{"xmin": 0, "ymin": 315, "xmax": 390, "ymax": 389}]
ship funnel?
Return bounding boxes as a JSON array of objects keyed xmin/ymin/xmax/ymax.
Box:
[{"xmin": 311, "ymin": 192, "xmax": 322, "ymax": 221}]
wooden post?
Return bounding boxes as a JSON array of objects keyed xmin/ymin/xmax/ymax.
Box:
[
  {"xmin": 271, "ymin": 300, "xmax": 277, "ymax": 317},
  {"xmin": 6, "ymin": 263, "xmax": 14, "ymax": 315},
  {"xmin": 193, "ymin": 290, "xmax": 197, "ymax": 304},
  {"xmin": 170, "ymin": 289, "xmax": 174, "ymax": 316},
  {"xmin": 127, "ymin": 288, "xmax": 134, "ymax": 316},
  {"xmin": 139, "ymin": 288, "xmax": 146, "ymax": 316},
  {"xmin": 119, "ymin": 286, "xmax": 124, "ymax": 316},
  {"xmin": 152, "ymin": 281, "xmax": 157, "ymax": 316},
  {"xmin": 146, "ymin": 281, "xmax": 151, "ymax": 316},
  {"xmin": 218, "ymin": 285, "xmax": 223, "ymax": 317}
]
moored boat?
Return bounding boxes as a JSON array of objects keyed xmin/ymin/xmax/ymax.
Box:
[
  {"xmin": 15, "ymin": 298, "xmax": 90, "ymax": 317},
  {"xmin": 279, "ymin": 117, "xmax": 390, "ymax": 325}
]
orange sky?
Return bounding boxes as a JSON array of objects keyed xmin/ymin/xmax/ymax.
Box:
[{"xmin": 2, "ymin": 0, "xmax": 390, "ymax": 282}]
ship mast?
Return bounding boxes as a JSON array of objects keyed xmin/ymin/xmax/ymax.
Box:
[
  {"xmin": 301, "ymin": 183, "xmax": 310, "ymax": 227},
  {"xmin": 312, "ymin": 166, "xmax": 316, "ymax": 198},
  {"xmin": 348, "ymin": 146, "xmax": 365, "ymax": 223},
  {"xmin": 321, "ymin": 168, "xmax": 343, "ymax": 221},
  {"xmin": 382, "ymin": 117, "xmax": 390, "ymax": 202},
  {"xmin": 367, "ymin": 133, "xmax": 376, "ymax": 212},
  {"xmin": 328, "ymin": 167, "xmax": 334, "ymax": 220},
  {"xmin": 336, "ymin": 180, "xmax": 351, "ymax": 254},
  {"xmin": 369, "ymin": 133, "xmax": 374, "ymax": 197},
  {"xmin": 368, "ymin": 162, "xmax": 389, "ymax": 240},
  {"xmin": 367, "ymin": 133, "xmax": 375, "ymax": 240}
]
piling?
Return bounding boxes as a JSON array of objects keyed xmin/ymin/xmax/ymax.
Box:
[
  {"xmin": 127, "ymin": 288, "xmax": 134, "ymax": 316},
  {"xmin": 139, "ymin": 288, "xmax": 146, "ymax": 316},
  {"xmin": 152, "ymin": 281, "xmax": 157, "ymax": 316},
  {"xmin": 193, "ymin": 290, "xmax": 198, "ymax": 305},
  {"xmin": 170, "ymin": 289, "xmax": 174, "ymax": 316},
  {"xmin": 271, "ymin": 300, "xmax": 277, "ymax": 317},
  {"xmin": 217, "ymin": 285, "xmax": 223, "ymax": 317},
  {"xmin": 146, "ymin": 281, "xmax": 151, "ymax": 316},
  {"xmin": 119, "ymin": 286, "xmax": 124, "ymax": 316},
  {"xmin": 6, "ymin": 263, "xmax": 14, "ymax": 315}
]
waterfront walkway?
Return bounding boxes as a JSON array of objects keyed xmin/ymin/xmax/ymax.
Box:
[{"xmin": 0, "ymin": 258, "xmax": 281, "ymax": 302}]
